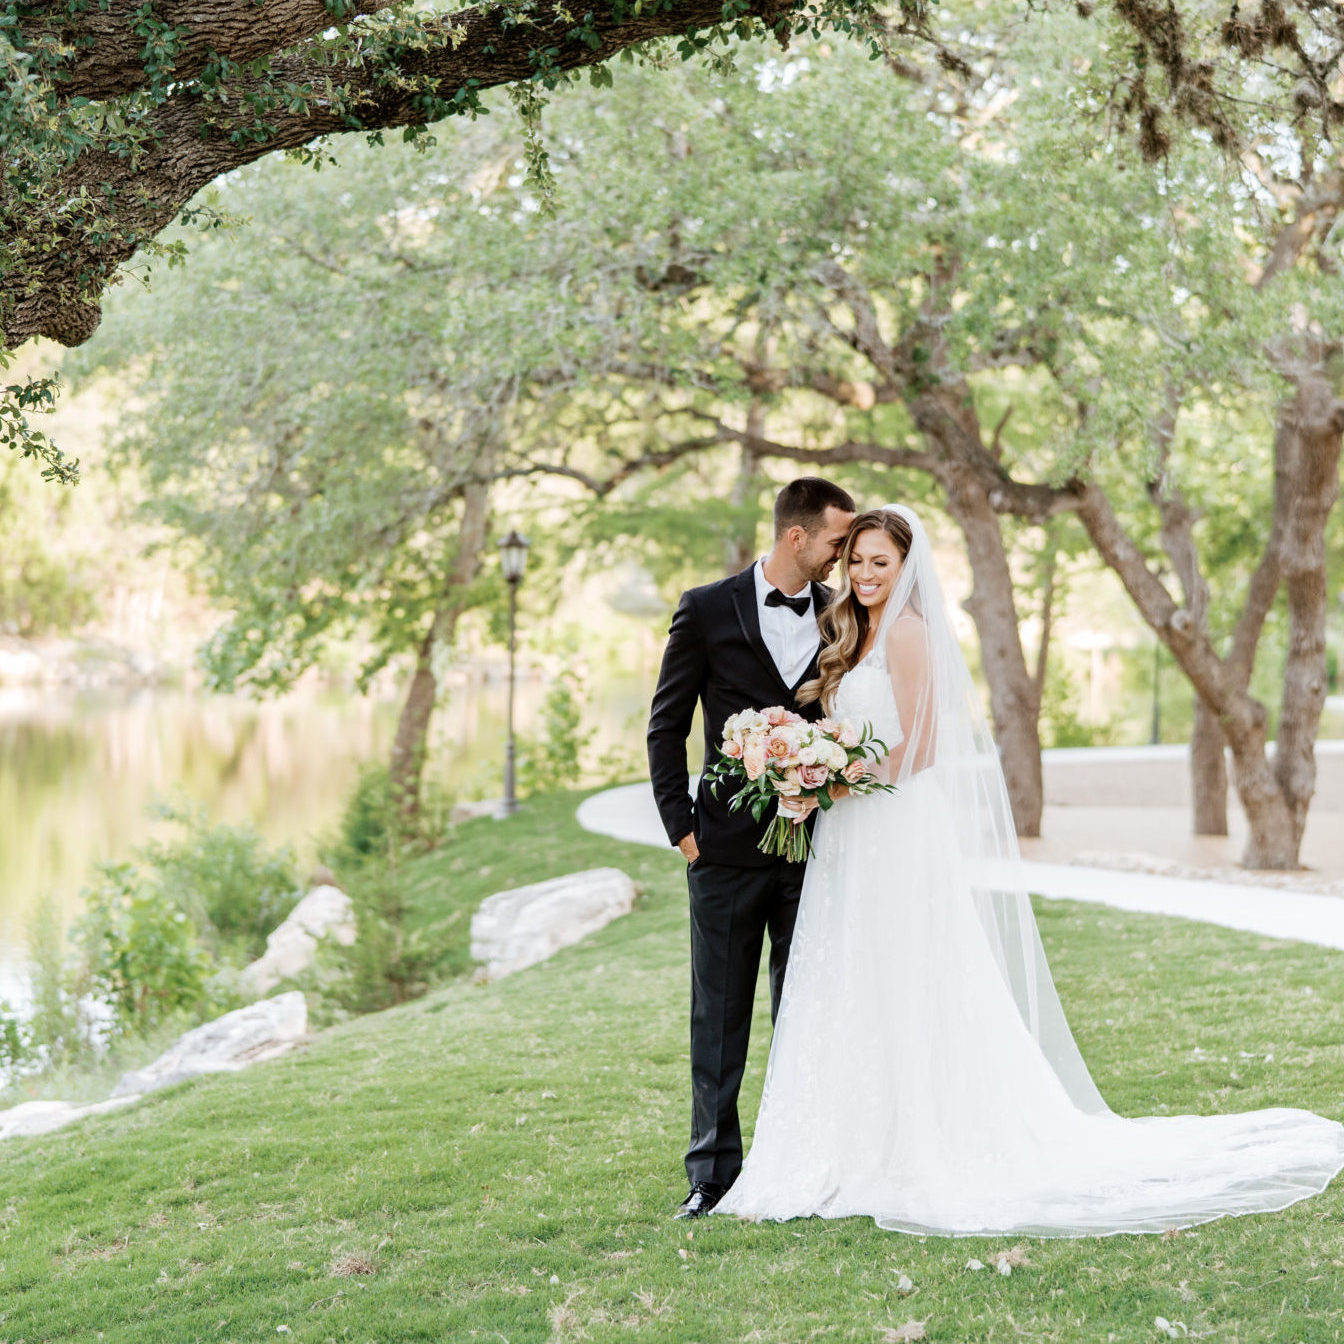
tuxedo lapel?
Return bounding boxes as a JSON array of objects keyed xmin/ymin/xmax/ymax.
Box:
[{"xmin": 731, "ymin": 566, "xmax": 795, "ymax": 700}]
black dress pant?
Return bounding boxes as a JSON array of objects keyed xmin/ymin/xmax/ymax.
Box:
[{"xmin": 685, "ymin": 856, "xmax": 804, "ymax": 1187}]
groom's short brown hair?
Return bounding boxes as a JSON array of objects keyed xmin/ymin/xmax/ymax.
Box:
[{"xmin": 773, "ymin": 477, "xmax": 856, "ymax": 537}]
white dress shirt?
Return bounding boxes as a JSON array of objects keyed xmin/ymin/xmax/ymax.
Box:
[{"xmin": 754, "ymin": 559, "xmax": 819, "ymax": 689}]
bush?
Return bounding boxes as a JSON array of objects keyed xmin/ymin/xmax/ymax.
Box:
[
  {"xmin": 519, "ymin": 669, "xmax": 594, "ymax": 796},
  {"xmin": 332, "ymin": 764, "xmax": 401, "ymax": 866},
  {"xmin": 138, "ymin": 803, "xmax": 300, "ymax": 960},
  {"xmin": 24, "ymin": 898, "xmax": 91, "ymax": 1069},
  {"xmin": 1039, "ymin": 661, "xmax": 1118, "ymax": 749},
  {"xmin": 70, "ymin": 862, "xmax": 212, "ymax": 1037},
  {"xmin": 0, "ymin": 1004, "xmax": 32, "ymax": 1076},
  {"xmin": 323, "ymin": 871, "xmax": 436, "ymax": 1016},
  {"xmin": 327, "ymin": 764, "xmax": 452, "ymax": 873}
]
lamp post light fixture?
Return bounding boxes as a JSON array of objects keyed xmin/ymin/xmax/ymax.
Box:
[{"xmin": 499, "ymin": 529, "xmax": 531, "ymax": 819}]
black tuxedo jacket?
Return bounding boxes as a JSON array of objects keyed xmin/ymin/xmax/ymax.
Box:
[{"xmin": 646, "ymin": 565, "xmax": 831, "ymax": 868}]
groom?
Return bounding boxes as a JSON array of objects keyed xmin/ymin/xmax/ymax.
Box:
[{"xmin": 647, "ymin": 476, "xmax": 856, "ymax": 1218}]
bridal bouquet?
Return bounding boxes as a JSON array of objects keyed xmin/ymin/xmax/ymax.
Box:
[{"xmin": 705, "ymin": 707, "xmax": 894, "ymax": 862}]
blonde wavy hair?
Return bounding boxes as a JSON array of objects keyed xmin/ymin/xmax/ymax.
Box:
[{"xmin": 798, "ymin": 508, "xmax": 914, "ymax": 713}]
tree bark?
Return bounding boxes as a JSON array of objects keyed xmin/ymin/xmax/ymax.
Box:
[
  {"xmin": 388, "ymin": 481, "xmax": 491, "ymax": 820},
  {"xmin": 894, "ymin": 359, "xmax": 1045, "ymax": 833},
  {"xmin": 1144, "ymin": 398, "xmax": 1230, "ymax": 835},
  {"xmin": 1266, "ymin": 348, "xmax": 1344, "ymax": 861},
  {"xmin": 1070, "ymin": 480, "xmax": 1306, "ymax": 867},
  {"xmin": 941, "ymin": 461, "xmax": 1045, "ymax": 837},
  {"xmin": 725, "ymin": 434, "xmax": 763, "ymax": 577},
  {"xmin": 389, "ymin": 630, "xmax": 441, "ymax": 821},
  {"xmin": 32, "ymin": 0, "xmax": 403, "ymax": 103},
  {"xmin": 1189, "ymin": 701, "xmax": 1228, "ymax": 835},
  {"xmin": 4, "ymin": 0, "xmax": 800, "ymax": 351}
]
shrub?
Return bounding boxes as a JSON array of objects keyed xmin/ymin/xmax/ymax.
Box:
[
  {"xmin": 333, "ymin": 764, "xmax": 401, "ymax": 866},
  {"xmin": 519, "ymin": 669, "xmax": 593, "ymax": 796},
  {"xmin": 327, "ymin": 764, "xmax": 452, "ymax": 873},
  {"xmin": 70, "ymin": 862, "xmax": 212, "ymax": 1037},
  {"xmin": 1039, "ymin": 662, "xmax": 1118, "ymax": 748},
  {"xmin": 323, "ymin": 871, "xmax": 436, "ymax": 1016},
  {"xmin": 24, "ymin": 898, "xmax": 91, "ymax": 1069},
  {"xmin": 0, "ymin": 1004, "xmax": 32, "ymax": 1076},
  {"xmin": 138, "ymin": 803, "xmax": 300, "ymax": 960}
]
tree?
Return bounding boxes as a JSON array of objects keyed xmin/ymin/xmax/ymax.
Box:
[
  {"xmin": 504, "ymin": 19, "xmax": 1344, "ymax": 861},
  {"xmin": 70, "ymin": 124, "xmax": 739, "ymax": 813},
  {"xmin": 7, "ymin": 0, "xmax": 1344, "ymax": 481},
  {"xmin": 76, "ymin": 25, "xmax": 1344, "ymax": 862}
]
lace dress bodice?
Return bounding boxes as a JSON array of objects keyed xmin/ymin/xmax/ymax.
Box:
[{"xmin": 833, "ymin": 653, "xmax": 903, "ymax": 758}]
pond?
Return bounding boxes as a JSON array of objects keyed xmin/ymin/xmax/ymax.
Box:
[{"xmin": 0, "ymin": 668, "xmax": 657, "ymax": 1006}]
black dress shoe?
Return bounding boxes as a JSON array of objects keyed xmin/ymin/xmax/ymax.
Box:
[{"xmin": 675, "ymin": 1181, "xmax": 729, "ymax": 1219}]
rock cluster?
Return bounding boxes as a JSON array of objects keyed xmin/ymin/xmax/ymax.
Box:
[{"xmin": 3, "ymin": 859, "xmax": 641, "ymax": 1142}]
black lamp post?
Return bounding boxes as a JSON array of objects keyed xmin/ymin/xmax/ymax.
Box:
[
  {"xmin": 499, "ymin": 529, "xmax": 531, "ymax": 818},
  {"xmin": 1150, "ymin": 564, "xmax": 1167, "ymax": 747}
]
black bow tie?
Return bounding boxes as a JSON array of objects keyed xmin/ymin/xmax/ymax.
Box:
[{"xmin": 765, "ymin": 588, "xmax": 811, "ymax": 617}]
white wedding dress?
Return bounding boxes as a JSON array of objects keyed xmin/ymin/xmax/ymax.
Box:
[{"xmin": 715, "ymin": 506, "xmax": 1344, "ymax": 1237}]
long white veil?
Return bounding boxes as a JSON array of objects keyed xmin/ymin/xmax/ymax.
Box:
[{"xmin": 872, "ymin": 504, "xmax": 1109, "ymax": 1116}]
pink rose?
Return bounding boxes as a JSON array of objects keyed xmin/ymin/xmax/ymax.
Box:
[
  {"xmin": 774, "ymin": 767, "xmax": 802, "ymax": 797},
  {"xmin": 838, "ymin": 725, "xmax": 860, "ymax": 749},
  {"xmin": 798, "ymin": 763, "xmax": 830, "ymax": 789},
  {"xmin": 765, "ymin": 735, "xmax": 791, "ymax": 759},
  {"xmin": 744, "ymin": 743, "xmax": 767, "ymax": 780},
  {"xmin": 764, "ymin": 706, "xmax": 789, "ymax": 727},
  {"xmin": 842, "ymin": 760, "xmax": 868, "ymax": 784},
  {"xmin": 722, "ymin": 740, "xmax": 743, "ymax": 758},
  {"xmin": 817, "ymin": 717, "xmax": 839, "ymax": 736}
]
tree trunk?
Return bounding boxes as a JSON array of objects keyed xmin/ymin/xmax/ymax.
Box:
[
  {"xmin": 724, "ymin": 432, "xmax": 763, "ymax": 576},
  {"xmin": 1142, "ymin": 386, "xmax": 1232, "ymax": 835},
  {"xmin": 942, "ymin": 465, "xmax": 1045, "ymax": 837},
  {"xmin": 1189, "ymin": 700, "xmax": 1228, "ymax": 835},
  {"xmin": 387, "ymin": 481, "xmax": 491, "ymax": 821},
  {"xmin": 1071, "ymin": 480, "xmax": 1306, "ymax": 868},
  {"xmin": 389, "ymin": 631, "xmax": 440, "ymax": 820},
  {"xmin": 1266, "ymin": 353, "xmax": 1344, "ymax": 862}
]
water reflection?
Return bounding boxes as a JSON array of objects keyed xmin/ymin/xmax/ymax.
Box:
[
  {"xmin": 0, "ymin": 668, "xmax": 643, "ymax": 996},
  {"xmin": 0, "ymin": 687, "xmax": 389, "ymax": 988}
]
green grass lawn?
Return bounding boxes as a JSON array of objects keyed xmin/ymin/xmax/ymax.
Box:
[{"xmin": 3, "ymin": 789, "xmax": 1344, "ymax": 1344}]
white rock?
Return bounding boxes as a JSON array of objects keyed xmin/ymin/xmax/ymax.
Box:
[
  {"xmin": 239, "ymin": 885, "xmax": 355, "ymax": 995},
  {"xmin": 112, "ymin": 991, "xmax": 307, "ymax": 1098},
  {"xmin": 0, "ymin": 1096, "xmax": 138, "ymax": 1140},
  {"xmin": 470, "ymin": 868, "xmax": 637, "ymax": 980},
  {"xmin": 451, "ymin": 798, "xmax": 503, "ymax": 824}
]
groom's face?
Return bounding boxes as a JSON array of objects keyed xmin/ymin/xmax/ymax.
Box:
[{"xmin": 795, "ymin": 506, "xmax": 856, "ymax": 583}]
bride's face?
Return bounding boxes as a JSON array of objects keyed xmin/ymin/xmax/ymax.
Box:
[{"xmin": 847, "ymin": 528, "xmax": 905, "ymax": 611}]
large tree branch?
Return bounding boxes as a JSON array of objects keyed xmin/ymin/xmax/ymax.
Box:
[
  {"xmin": 29, "ymin": 0, "xmax": 404, "ymax": 102},
  {"xmin": 1254, "ymin": 167, "xmax": 1344, "ymax": 290},
  {"xmin": 4, "ymin": 0, "xmax": 800, "ymax": 350}
]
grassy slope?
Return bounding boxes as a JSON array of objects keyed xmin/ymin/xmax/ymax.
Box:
[{"xmin": 2, "ymin": 790, "xmax": 1344, "ymax": 1344}]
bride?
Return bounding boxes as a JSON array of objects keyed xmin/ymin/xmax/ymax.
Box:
[{"xmin": 714, "ymin": 504, "xmax": 1344, "ymax": 1236}]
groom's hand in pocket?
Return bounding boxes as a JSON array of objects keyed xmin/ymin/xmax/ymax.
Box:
[{"xmin": 678, "ymin": 833, "xmax": 700, "ymax": 866}]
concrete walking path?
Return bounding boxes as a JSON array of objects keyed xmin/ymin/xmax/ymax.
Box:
[{"xmin": 577, "ymin": 780, "xmax": 1344, "ymax": 953}]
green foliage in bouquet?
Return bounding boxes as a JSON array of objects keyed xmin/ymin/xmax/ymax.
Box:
[{"xmin": 704, "ymin": 709, "xmax": 894, "ymax": 862}]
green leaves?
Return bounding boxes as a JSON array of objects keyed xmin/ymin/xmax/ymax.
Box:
[{"xmin": 0, "ymin": 371, "xmax": 78, "ymax": 484}]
